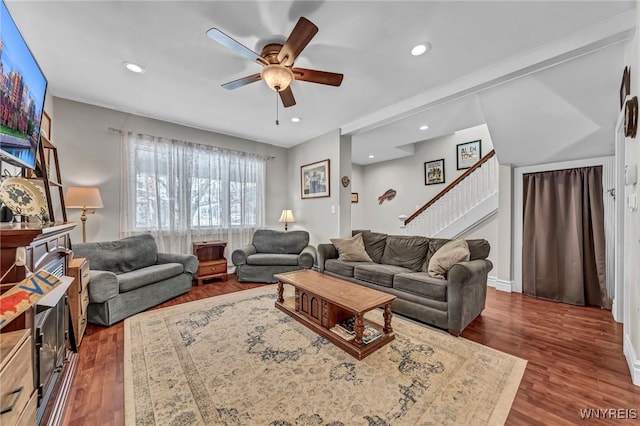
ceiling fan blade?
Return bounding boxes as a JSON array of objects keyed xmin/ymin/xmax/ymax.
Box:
[
  {"xmin": 292, "ymin": 68, "xmax": 343, "ymax": 86},
  {"xmin": 277, "ymin": 17, "xmax": 318, "ymax": 66},
  {"xmin": 221, "ymin": 73, "xmax": 262, "ymax": 90},
  {"xmin": 279, "ymin": 87, "xmax": 296, "ymax": 108},
  {"xmin": 206, "ymin": 28, "xmax": 268, "ymax": 66}
]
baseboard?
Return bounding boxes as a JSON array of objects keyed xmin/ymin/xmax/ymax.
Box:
[
  {"xmin": 623, "ymin": 334, "xmax": 640, "ymax": 386},
  {"xmin": 487, "ymin": 276, "xmax": 513, "ymax": 293}
]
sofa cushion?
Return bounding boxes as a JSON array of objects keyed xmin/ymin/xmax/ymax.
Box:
[
  {"xmin": 74, "ymin": 234, "xmax": 158, "ymax": 274},
  {"xmin": 325, "ymin": 259, "xmax": 373, "ymax": 277},
  {"xmin": 330, "ymin": 233, "xmax": 373, "ymax": 262},
  {"xmin": 118, "ymin": 263, "xmax": 184, "ymax": 293},
  {"xmin": 354, "ymin": 264, "xmax": 414, "ymax": 288},
  {"xmin": 246, "ymin": 253, "xmax": 299, "ymax": 266},
  {"xmin": 423, "ymin": 239, "xmax": 489, "ymax": 272},
  {"xmin": 252, "ymin": 229, "xmax": 309, "ymax": 254},
  {"xmin": 393, "ymin": 273, "xmax": 448, "ymax": 302},
  {"xmin": 381, "ymin": 235, "xmax": 430, "ymax": 271},
  {"xmin": 467, "ymin": 239, "xmax": 490, "ymax": 260},
  {"xmin": 360, "ymin": 231, "xmax": 388, "ymax": 264},
  {"xmin": 428, "ymin": 239, "xmax": 470, "ymax": 279}
]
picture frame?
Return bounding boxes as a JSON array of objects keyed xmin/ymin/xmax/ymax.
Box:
[
  {"xmin": 456, "ymin": 140, "xmax": 482, "ymax": 170},
  {"xmin": 301, "ymin": 159, "xmax": 330, "ymax": 199},
  {"xmin": 620, "ymin": 66, "xmax": 630, "ymax": 110},
  {"xmin": 424, "ymin": 159, "xmax": 445, "ymax": 185},
  {"xmin": 351, "ymin": 192, "xmax": 359, "ymax": 203}
]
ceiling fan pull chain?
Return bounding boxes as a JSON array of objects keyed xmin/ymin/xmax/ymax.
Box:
[{"xmin": 275, "ymin": 90, "xmax": 280, "ymax": 126}]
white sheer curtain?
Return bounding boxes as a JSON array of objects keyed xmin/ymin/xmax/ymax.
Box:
[{"xmin": 121, "ymin": 132, "xmax": 266, "ymax": 256}]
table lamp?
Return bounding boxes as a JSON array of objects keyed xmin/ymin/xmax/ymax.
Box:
[
  {"xmin": 65, "ymin": 186, "xmax": 103, "ymax": 243},
  {"xmin": 278, "ymin": 209, "xmax": 295, "ymax": 231}
]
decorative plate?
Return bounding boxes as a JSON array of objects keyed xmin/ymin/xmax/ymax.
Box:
[{"xmin": 0, "ymin": 177, "xmax": 47, "ymax": 216}]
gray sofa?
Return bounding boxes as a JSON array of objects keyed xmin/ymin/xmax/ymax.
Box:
[
  {"xmin": 232, "ymin": 229, "xmax": 317, "ymax": 283},
  {"xmin": 72, "ymin": 234, "xmax": 198, "ymax": 326},
  {"xmin": 317, "ymin": 231, "xmax": 493, "ymax": 336}
]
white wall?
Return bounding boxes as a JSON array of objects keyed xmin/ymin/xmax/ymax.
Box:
[
  {"xmin": 358, "ymin": 124, "xmax": 494, "ymax": 234},
  {"xmin": 288, "ymin": 129, "xmax": 342, "ymax": 245},
  {"xmin": 623, "ymin": 6, "xmax": 640, "ymax": 386},
  {"xmin": 51, "ymin": 97, "xmax": 288, "ymax": 244},
  {"xmin": 462, "ymin": 213, "xmax": 498, "ymax": 277},
  {"xmin": 339, "ymin": 135, "xmax": 352, "ymax": 237},
  {"xmin": 351, "ymin": 164, "xmax": 365, "ymax": 228}
]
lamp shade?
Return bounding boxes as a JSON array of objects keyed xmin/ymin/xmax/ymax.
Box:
[
  {"xmin": 65, "ymin": 187, "xmax": 104, "ymax": 209},
  {"xmin": 278, "ymin": 209, "xmax": 296, "ymax": 223},
  {"xmin": 261, "ymin": 65, "xmax": 294, "ymax": 92}
]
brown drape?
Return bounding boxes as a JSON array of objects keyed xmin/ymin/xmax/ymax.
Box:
[{"xmin": 522, "ymin": 166, "xmax": 607, "ymax": 307}]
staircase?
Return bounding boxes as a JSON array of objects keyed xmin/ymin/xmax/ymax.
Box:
[{"xmin": 404, "ymin": 150, "xmax": 498, "ymax": 238}]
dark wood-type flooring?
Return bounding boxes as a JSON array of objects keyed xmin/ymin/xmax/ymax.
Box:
[{"xmin": 62, "ymin": 277, "xmax": 639, "ymax": 425}]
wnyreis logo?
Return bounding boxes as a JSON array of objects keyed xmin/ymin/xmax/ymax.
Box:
[{"xmin": 579, "ymin": 408, "xmax": 638, "ymax": 420}]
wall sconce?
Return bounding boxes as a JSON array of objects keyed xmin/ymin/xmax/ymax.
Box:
[
  {"xmin": 65, "ymin": 186, "xmax": 103, "ymax": 243},
  {"xmin": 278, "ymin": 209, "xmax": 296, "ymax": 231}
]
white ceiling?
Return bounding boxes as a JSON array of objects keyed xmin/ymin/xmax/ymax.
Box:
[{"xmin": 5, "ymin": 1, "xmax": 636, "ymax": 166}]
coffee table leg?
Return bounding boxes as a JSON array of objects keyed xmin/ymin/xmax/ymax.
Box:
[
  {"xmin": 383, "ymin": 303, "xmax": 393, "ymax": 333},
  {"xmin": 277, "ymin": 280, "xmax": 284, "ymax": 303},
  {"xmin": 354, "ymin": 314, "xmax": 364, "ymax": 345}
]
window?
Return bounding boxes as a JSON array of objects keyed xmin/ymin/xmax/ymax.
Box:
[{"xmin": 121, "ymin": 132, "xmax": 266, "ymax": 254}]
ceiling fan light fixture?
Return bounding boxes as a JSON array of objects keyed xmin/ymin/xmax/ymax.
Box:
[{"xmin": 261, "ymin": 65, "xmax": 294, "ymax": 92}]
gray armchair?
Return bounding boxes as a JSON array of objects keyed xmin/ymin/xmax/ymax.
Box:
[
  {"xmin": 73, "ymin": 234, "xmax": 197, "ymax": 326},
  {"xmin": 232, "ymin": 229, "xmax": 316, "ymax": 283}
]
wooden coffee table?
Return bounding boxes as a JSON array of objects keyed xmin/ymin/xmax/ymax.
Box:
[{"xmin": 274, "ymin": 269, "xmax": 396, "ymax": 360}]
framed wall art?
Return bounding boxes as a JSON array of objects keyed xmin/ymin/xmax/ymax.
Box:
[
  {"xmin": 301, "ymin": 159, "xmax": 330, "ymax": 199},
  {"xmin": 351, "ymin": 192, "xmax": 359, "ymax": 203},
  {"xmin": 456, "ymin": 140, "xmax": 482, "ymax": 170},
  {"xmin": 424, "ymin": 159, "xmax": 445, "ymax": 185}
]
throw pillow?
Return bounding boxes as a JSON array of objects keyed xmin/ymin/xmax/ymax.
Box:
[
  {"xmin": 427, "ymin": 238, "xmax": 470, "ymax": 279},
  {"xmin": 330, "ymin": 233, "xmax": 373, "ymax": 262},
  {"xmin": 381, "ymin": 235, "xmax": 429, "ymax": 271}
]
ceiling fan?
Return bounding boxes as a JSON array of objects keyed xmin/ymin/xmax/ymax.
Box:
[{"xmin": 206, "ymin": 17, "xmax": 343, "ymax": 108}]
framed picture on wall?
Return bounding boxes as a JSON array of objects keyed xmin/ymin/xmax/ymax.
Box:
[
  {"xmin": 424, "ymin": 159, "xmax": 445, "ymax": 185},
  {"xmin": 456, "ymin": 140, "xmax": 482, "ymax": 170},
  {"xmin": 351, "ymin": 192, "xmax": 359, "ymax": 203},
  {"xmin": 301, "ymin": 159, "xmax": 330, "ymax": 199}
]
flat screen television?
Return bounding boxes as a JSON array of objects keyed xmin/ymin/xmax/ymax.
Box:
[{"xmin": 0, "ymin": 0, "xmax": 47, "ymax": 170}]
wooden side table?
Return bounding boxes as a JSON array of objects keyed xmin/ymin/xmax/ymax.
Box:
[
  {"xmin": 193, "ymin": 241, "xmax": 228, "ymax": 285},
  {"xmin": 68, "ymin": 257, "xmax": 90, "ymax": 347}
]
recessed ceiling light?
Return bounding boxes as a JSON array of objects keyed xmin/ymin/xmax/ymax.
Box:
[
  {"xmin": 419, "ymin": 125, "xmax": 429, "ymax": 130},
  {"xmin": 123, "ymin": 61, "xmax": 145, "ymax": 74},
  {"xmin": 368, "ymin": 155, "xmax": 375, "ymax": 159},
  {"xmin": 411, "ymin": 43, "xmax": 431, "ymax": 56},
  {"xmin": 291, "ymin": 117, "xmax": 301, "ymax": 123}
]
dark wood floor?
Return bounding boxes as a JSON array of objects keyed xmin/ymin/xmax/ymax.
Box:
[{"xmin": 62, "ymin": 278, "xmax": 639, "ymax": 425}]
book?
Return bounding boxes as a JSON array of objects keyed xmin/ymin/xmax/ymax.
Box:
[
  {"xmin": 334, "ymin": 323, "xmax": 354, "ymax": 335},
  {"xmin": 362, "ymin": 325, "xmax": 382, "ymax": 344},
  {"xmin": 330, "ymin": 326, "xmax": 355, "ymax": 341},
  {"xmin": 337, "ymin": 317, "xmax": 356, "ymax": 334}
]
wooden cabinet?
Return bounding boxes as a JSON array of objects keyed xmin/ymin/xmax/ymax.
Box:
[
  {"xmin": 68, "ymin": 257, "xmax": 90, "ymax": 347},
  {"xmin": 0, "ymin": 330, "xmax": 36, "ymax": 425},
  {"xmin": 193, "ymin": 241, "xmax": 228, "ymax": 285}
]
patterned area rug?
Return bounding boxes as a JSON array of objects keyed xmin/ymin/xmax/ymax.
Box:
[{"xmin": 124, "ymin": 286, "xmax": 526, "ymax": 425}]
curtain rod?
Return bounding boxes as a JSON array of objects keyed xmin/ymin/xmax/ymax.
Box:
[
  {"xmin": 109, "ymin": 127, "xmax": 276, "ymax": 160},
  {"xmin": 107, "ymin": 127, "xmax": 123, "ymax": 135}
]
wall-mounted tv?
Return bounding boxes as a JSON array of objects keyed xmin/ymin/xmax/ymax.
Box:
[{"xmin": 0, "ymin": 0, "xmax": 47, "ymax": 170}]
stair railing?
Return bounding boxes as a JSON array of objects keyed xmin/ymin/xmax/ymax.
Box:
[{"xmin": 405, "ymin": 149, "xmax": 497, "ymax": 235}]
